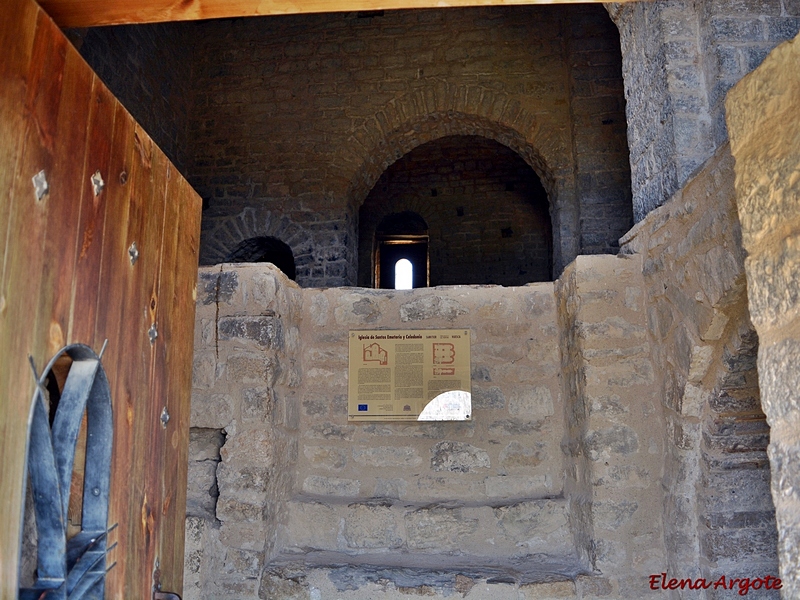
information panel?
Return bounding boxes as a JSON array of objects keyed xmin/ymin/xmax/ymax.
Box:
[{"xmin": 348, "ymin": 329, "xmax": 471, "ymax": 422}]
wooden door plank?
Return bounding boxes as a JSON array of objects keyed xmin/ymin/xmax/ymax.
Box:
[
  {"xmin": 0, "ymin": 0, "xmax": 38, "ymax": 285},
  {"xmin": 92, "ymin": 100, "xmax": 138, "ymax": 598},
  {"xmin": 136, "ymin": 139, "xmax": 171, "ymax": 599},
  {"xmin": 70, "ymin": 75, "xmax": 117, "ymax": 346},
  {"xmin": 104, "ymin": 123, "xmax": 169, "ymax": 599},
  {"xmin": 155, "ymin": 170, "xmax": 202, "ymax": 594},
  {"xmin": 37, "ymin": 0, "xmax": 625, "ymax": 28},
  {"xmin": 38, "ymin": 41, "xmax": 94, "ymax": 359},
  {"xmin": 0, "ymin": 9, "xmax": 68, "ymax": 593}
]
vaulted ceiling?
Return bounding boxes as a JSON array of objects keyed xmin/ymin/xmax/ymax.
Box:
[{"xmin": 38, "ymin": 0, "xmax": 630, "ymax": 27}]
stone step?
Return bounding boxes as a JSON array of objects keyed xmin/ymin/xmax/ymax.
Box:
[{"xmin": 275, "ymin": 497, "xmax": 585, "ymax": 583}]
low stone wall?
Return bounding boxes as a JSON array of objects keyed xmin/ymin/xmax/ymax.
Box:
[{"xmin": 184, "ymin": 255, "xmax": 670, "ymax": 598}]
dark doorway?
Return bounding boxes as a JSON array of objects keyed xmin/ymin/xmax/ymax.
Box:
[{"xmin": 224, "ymin": 236, "xmax": 296, "ymax": 280}]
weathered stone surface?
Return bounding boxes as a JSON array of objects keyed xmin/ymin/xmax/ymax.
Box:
[
  {"xmin": 399, "ymin": 295, "xmax": 468, "ymax": 322},
  {"xmin": 592, "ymin": 500, "xmax": 639, "ymax": 530},
  {"xmin": 301, "ymin": 475, "xmax": 361, "ymax": 497},
  {"xmin": 303, "ymin": 445, "xmax": 347, "ymax": 470},
  {"xmin": 404, "ymin": 507, "xmax": 479, "ymax": 550},
  {"xmin": 430, "ymin": 441, "xmax": 490, "ymax": 472},
  {"xmin": 519, "ymin": 580, "xmax": 576, "ymax": 599},
  {"xmin": 507, "ymin": 387, "xmax": 554, "ymax": 418},
  {"xmin": 584, "ymin": 426, "xmax": 639, "ymax": 458},
  {"xmin": 344, "ymin": 504, "xmax": 403, "ymax": 549},
  {"xmin": 219, "ymin": 314, "xmax": 283, "ymax": 348},
  {"xmin": 226, "ymin": 352, "xmax": 276, "ymax": 385},
  {"xmin": 485, "ymin": 475, "xmax": 554, "ymax": 498},
  {"xmin": 186, "ymin": 460, "xmax": 219, "ymax": 520},
  {"xmin": 471, "ymin": 385, "xmax": 505, "ymax": 410},
  {"xmin": 352, "ymin": 446, "xmax": 423, "ymax": 468},
  {"xmin": 494, "ymin": 500, "xmax": 569, "ymax": 552},
  {"xmin": 498, "ymin": 441, "xmax": 545, "ymax": 468}
]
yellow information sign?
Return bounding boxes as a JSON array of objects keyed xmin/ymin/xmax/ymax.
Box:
[{"xmin": 348, "ymin": 329, "xmax": 471, "ymax": 422}]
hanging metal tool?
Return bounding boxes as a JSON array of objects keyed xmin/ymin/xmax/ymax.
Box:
[{"xmin": 19, "ymin": 343, "xmax": 115, "ymax": 600}]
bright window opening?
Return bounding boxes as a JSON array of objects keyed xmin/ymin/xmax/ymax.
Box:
[{"xmin": 395, "ymin": 258, "xmax": 413, "ymax": 289}]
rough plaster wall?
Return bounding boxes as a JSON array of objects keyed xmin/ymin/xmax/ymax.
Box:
[
  {"xmin": 185, "ymin": 259, "xmax": 669, "ymax": 599},
  {"xmin": 73, "ymin": 23, "xmax": 194, "ymax": 176},
  {"xmin": 727, "ymin": 31, "xmax": 800, "ymax": 596},
  {"xmin": 610, "ymin": 0, "xmax": 800, "ymax": 221},
  {"xmin": 357, "ymin": 136, "xmax": 553, "ymax": 287},
  {"xmin": 188, "ymin": 5, "xmax": 630, "ymax": 284},
  {"xmin": 621, "ymin": 145, "xmax": 777, "ymax": 593}
]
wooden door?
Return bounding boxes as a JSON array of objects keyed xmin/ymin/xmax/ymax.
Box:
[{"xmin": 0, "ymin": 0, "xmax": 201, "ymax": 596}]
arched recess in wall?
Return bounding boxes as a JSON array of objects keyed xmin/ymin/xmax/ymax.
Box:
[
  {"xmin": 224, "ymin": 235, "xmax": 297, "ymax": 280},
  {"xmin": 337, "ymin": 95, "xmax": 574, "ymax": 277},
  {"xmin": 198, "ymin": 207, "xmax": 313, "ymax": 280},
  {"xmin": 358, "ymin": 136, "xmax": 553, "ymax": 287}
]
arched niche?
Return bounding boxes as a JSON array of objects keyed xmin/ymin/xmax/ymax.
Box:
[
  {"xmin": 224, "ymin": 236, "xmax": 297, "ymax": 280},
  {"xmin": 358, "ymin": 135, "xmax": 552, "ymax": 287}
]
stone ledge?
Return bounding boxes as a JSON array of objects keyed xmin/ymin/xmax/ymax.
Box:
[{"xmin": 268, "ymin": 550, "xmax": 590, "ymax": 586}]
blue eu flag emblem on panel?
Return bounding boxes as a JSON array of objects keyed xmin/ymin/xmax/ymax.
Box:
[{"xmin": 358, "ymin": 404, "xmax": 368, "ymax": 411}]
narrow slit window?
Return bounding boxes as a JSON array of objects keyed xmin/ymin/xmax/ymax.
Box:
[{"xmin": 395, "ymin": 258, "xmax": 413, "ymax": 289}]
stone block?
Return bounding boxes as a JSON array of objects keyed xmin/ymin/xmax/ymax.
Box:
[
  {"xmin": 192, "ymin": 352, "xmax": 218, "ymax": 389},
  {"xmin": 498, "ymin": 440, "xmax": 546, "ymax": 468},
  {"xmin": 343, "ymin": 503, "xmax": 403, "ymax": 549},
  {"xmin": 472, "ymin": 385, "xmax": 505, "ymax": 410},
  {"xmin": 191, "ymin": 393, "xmax": 235, "ymax": 429},
  {"xmin": 399, "ymin": 295, "xmax": 468, "ymax": 322},
  {"xmin": 220, "ymin": 430, "xmax": 275, "ymax": 466},
  {"xmin": 218, "ymin": 314, "xmax": 283, "ymax": 349},
  {"xmin": 187, "ymin": 463, "xmax": 220, "ymax": 520},
  {"xmin": 507, "ymin": 387, "xmax": 554, "ymax": 418},
  {"xmin": 242, "ymin": 387, "xmax": 273, "ymax": 421},
  {"xmin": 352, "ymin": 445, "xmax": 423, "ymax": 467},
  {"xmin": 519, "ymin": 580, "xmax": 576, "ymax": 599},
  {"xmin": 284, "ymin": 501, "xmax": 340, "ymax": 550},
  {"xmin": 758, "ymin": 337, "xmax": 800, "ymax": 421},
  {"xmin": 405, "ymin": 507, "xmax": 479, "ymax": 550},
  {"xmin": 303, "ymin": 445, "xmax": 348, "ymax": 470},
  {"xmin": 493, "ymin": 500, "xmax": 571, "ymax": 551},
  {"xmin": 259, "ymin": 568, "xmax": 308, "ymax": 600},
  {"xmin": 430, "ymin": 441, "xmax": 490, "ymax": 472},
  {"xmin": 302, "ymin": 475, "xmax": 361, "ymax": 497},
  {"xmin": 225, "ymin": 352, "xmax": 276, "ymax": 385},
  {"xmin": 592, "ymin": 500, "xmax": 639, "ymax": 530},
  {"xmin": 584, "ymin": 425, "xmax": 639, "ymax": 459},
  {"xmin": 484, "ymin": 474, "xmax": 554, "ymax": 498}
]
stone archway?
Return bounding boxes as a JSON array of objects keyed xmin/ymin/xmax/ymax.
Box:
[
  {"xmin": 333, "ymin": 86, "xmax": 576, "ymax": 278},
  {"xmin": 357, "ymin": 135, "xmax": 554, "ymax": 287}
]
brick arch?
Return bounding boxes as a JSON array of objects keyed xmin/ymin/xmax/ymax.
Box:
[
  {"xmin": 336, "ymin": 86, "xmax": 576, "ymax": 275},
  {"xmin": 199, "ymin": 205, "xmax": 314, "ymax": 276}
]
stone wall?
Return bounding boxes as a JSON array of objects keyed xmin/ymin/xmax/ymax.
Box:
[
  {"xmin": 727, "ymin": 31, "xmax": 800, "ymax": 596},
  {"xmin": 621, "ymin": 144, "xmax": 777, "ymax": 589},
  {"xmin": 72, "ymin": 23, "xmax": 194, "ymax": 176},
  {"xmin": 185, "ymin": 266, "xmax": 303, "ymax": 598},
  {"xmin": 610, "ymin": 0, "xmax": 800, "ymax": 220},
  {"xmin": 188, "ymin": 5, "xmax": 631, "ymax": 284},
  {"xmin": 185, "ymin": 256, "xmax": 669, "ymax": 599}
]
